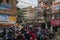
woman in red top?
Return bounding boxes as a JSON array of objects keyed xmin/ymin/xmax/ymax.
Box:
[{"xmin": 29, "ymin": 30, "xmax": 36, "ymax": 40}]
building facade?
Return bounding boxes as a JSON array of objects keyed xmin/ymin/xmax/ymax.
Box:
[
  {"xmin": 50, "ymin": 0, "xmax": 60, "ymax": 26},
  {"xmin": 23, "ymin": 6, "xmax": 35, "ymax": 22},
  {"xmin": 51, "ymin": 0, "xmax": 60, "ymax": 19},
  {"xmin": 0, "ymin": 0, "xmax": 17, "ymax": 26},
  {"xmin": 37, "ymin": 0, "xmax": 60, "ymax": 27},
  {"xmin": 37, "ymin": 0, "xmax": 46, "ymax": 23}
]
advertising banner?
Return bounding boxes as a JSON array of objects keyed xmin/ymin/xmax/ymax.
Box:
[
  {"xmin": 9, "ymin": 16, "xmax": 16, "ymax": 21},
  {"xmin": 0, "ymin": 15, "xmax": 16, "ymax": 24},
  {"xmin": 0, "ymin": 3, "xmax": 11, "ymax": 10},
  {"xmin": 0, "ymin": 15, "xmax": 9, "ymax": 21},
  {"xmin": 50, "ymin": 19, "xmax": 60, "ymax": 26}
]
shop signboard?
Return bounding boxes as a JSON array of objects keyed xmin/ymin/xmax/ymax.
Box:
[
  {"xmin": 50, "ymin": 19, "xmax": 60, "ymax": 26},
  {"xmin": 9, "ymin": 16, "xmax": 16, "ymax": 21},
  {"xmin": 0, "ymin": 15, "xmax": 16, "ymax": 24},
  {"xmin": 0, "ymin": 15, "xmax": 9, "ymax": 21},
  {"xmin": 0, "ymin": 3, "xmax": 11, "ymax": 10}
]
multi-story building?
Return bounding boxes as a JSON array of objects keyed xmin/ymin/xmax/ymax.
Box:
[
  {"xmin": 37, "ymin": 0, "xmax": 60, "ymax": 27},
  {"xmin": 22, "ymin": 6, "xmax": 35, "ymax": 23},
  {"xmin": 34, "ymin": 6, "xmax": 44, "ymax": 23},
  {"xmin": 37, "ymin": 0, "xmax": 47, "ymax": 28},
  {"xmin": 51, "ymin": 0, "xmax": 60, "ymax": 19},
  {"xmin": 0, "ymin": 0, "xmax": 17, "ymax": 27},
  {"xmin": 51, "ymin": 0, "xmax": 60, "ymax": 26}
]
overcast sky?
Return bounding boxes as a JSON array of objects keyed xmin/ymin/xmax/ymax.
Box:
[{"xmin": 17, "ymin": 0, "xmax": 38, "ymax": 8}]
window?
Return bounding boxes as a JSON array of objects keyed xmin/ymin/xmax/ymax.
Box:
[
  {"xmin": 6, "ymin": 0, "xmax": 9, "ymax": 3},
  {"xmin": 54, "ymin": 4, "xmax": 60, "ymax": 10},
  {"xmin": 0, "ymin": 0, "xmax": 3, "ymax": 5},
  {"xmin": 59, "ymin": 14, "xmax": 60, "ymax": 18},
  {"xmin": 59, "ymin": 5, "xmax": 60, "ymax": 10},
  {"xmin": 55, "ymin": 14, "xmax": 60, "ymax": 19}
]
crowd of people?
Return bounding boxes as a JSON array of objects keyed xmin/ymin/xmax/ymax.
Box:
[
  {"xmin": 15, "ymin": 23, "xmax": 54, "ymax": 40},
  {"xmin": 0, "ymin": 23, "xmax": 56, "ymax": 40}
]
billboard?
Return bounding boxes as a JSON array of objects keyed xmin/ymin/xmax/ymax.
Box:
[
  {"xmin": 0, "ymin": 15, "xmax": 9, "ymax": 21},
  {"xmin": 0, "ymin": 3, "xmax": 11, "ymax": 10},
  {"xmin": 0, "ymin": 15, "xmax": 16, "ymax": 24},
  {"xmin": 50, "ymin": 19, "xmax": 60, "ymax": 26}
]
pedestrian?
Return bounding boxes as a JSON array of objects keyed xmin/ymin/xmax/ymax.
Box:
[
  {"xmin": 16, "ymin": 32, "xmax": 25, "ymax": 40},
  {"xmin": 2, "ymin": 28, "xmax": 6, "ymax": 40},
  {"xmin": 37, "ymin": 32, "xmax": 44, "ymax": 40},
  {"xmin": 7, "ymin": 28, "xmax": 15, "ymax": 40},
  {"xmin": 2, "ymin": 28, "xmax": 6, "ymax": 37},
  {"xmin": 29, "ymin": 28, "xmax": 36, "ymax": 40}
]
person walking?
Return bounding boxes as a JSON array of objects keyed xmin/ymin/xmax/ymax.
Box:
[{"xmin": 2, "ymin": 28, "xmax": 6, "ymax": 40}]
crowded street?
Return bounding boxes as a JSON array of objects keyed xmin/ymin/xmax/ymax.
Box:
[
  {"xmin": 0, "ymin": 0, "xmax": 60, "ymax": 40},
  {"xmin": 0, "ymin": 23, "xmax": 60, "ymax": 40}
]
